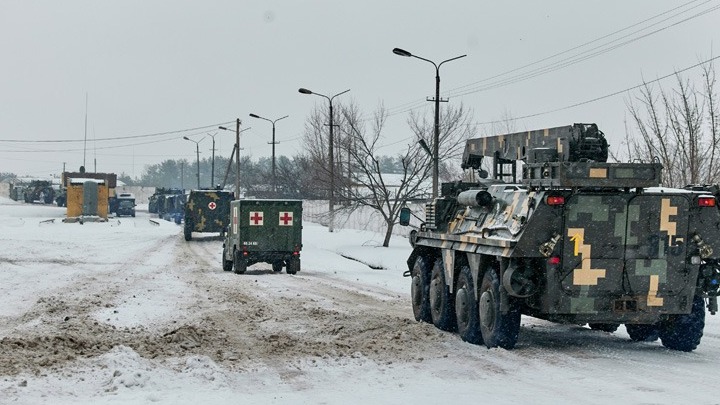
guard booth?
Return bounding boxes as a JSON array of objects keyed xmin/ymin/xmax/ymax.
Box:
[{"xmin": 64, "ymin": 178, "xmax": 109, "ymax": 222}]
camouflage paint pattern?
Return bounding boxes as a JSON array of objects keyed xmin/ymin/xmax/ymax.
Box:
[{"xmin": 184, "ymin": 190, "xmax": 234, "ymax": 233}]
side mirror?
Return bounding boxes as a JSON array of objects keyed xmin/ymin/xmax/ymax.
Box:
[{"xmin": 399, "ymin": 207, "xmax": 411, "ymax": 226}]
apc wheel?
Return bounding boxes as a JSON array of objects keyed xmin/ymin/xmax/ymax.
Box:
[
  {"xmin": 625, "ymin": 324, "xmax": 660, "ymax": 342},
  {"xmin": 410, "ymin": 255, "xmax": 432, "ymax": 323},
  {"xmin": 588, "ymin": 323, "xmax": 620, "ymax": 333},
  {"xmin": 286, "ymin": 257, "xmax": 300, "ymax": 275},
  {"xmin": 660, "ymin": 296, "xmax": 705, "ymax": 352},
  {"xmin": 233, "ymin": 249, "xmax": 247, "ymax": 274},
  {"xmin": 429, "ymin": 258, "xmax": 456, "ymax": 331},
  {"xmin": 272, "ymin": 260, "xmax": 284, "ymax": 273},
  {"xmin": 183, "ymin": 221, "xmax": 193, "ymax": 241},
  {"xmin": 455, "ymin": 265, "xmax": 482, "ymax": 344},
  {"xmin": 479, "ymin": 269, "xmax": 521, "ymax": 349}
]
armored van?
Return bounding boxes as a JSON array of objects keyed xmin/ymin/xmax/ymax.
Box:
[
  {"xmin": 184, "ymin": 189, "xmax": 233, "ymax": 241},
  {"xmin": 222, "ymin": 199, "xmax": 303, "ymax": 274},
  {"xmin": 401, "ymin": 123, "xmax": 720, "ymax": 351}
]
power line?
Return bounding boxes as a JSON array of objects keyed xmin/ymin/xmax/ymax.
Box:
[
  {"xmin": 474, "ymin": 55, "xmax": 720, "ymax": 126},
  {"xmin": 0, "ymin": 121, "xmax": 234, "ymax": 143},
  {"xmin": 375, "ymin": 55, "xmax": 719, "ymax": 149},
  {"xmin": 381, "ymin": 0, "xmax": 718, "ymax": 120}
]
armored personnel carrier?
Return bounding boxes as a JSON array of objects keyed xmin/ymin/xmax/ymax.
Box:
[{"xmin": 401, "ymin": 123, "xmax": 720, "ymax": 351}]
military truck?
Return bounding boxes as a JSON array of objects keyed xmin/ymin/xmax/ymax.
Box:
[
  {"xmin": 149, "ymin": 187, "xmax": 183, "ymax": 214},
  {"xmin": 184, "ymin": 189, "xmax": 234, "ymax": 241},
  {"xmin": 222, "ymin": 199, "xmax": 303, "ymax": 274},
  {"xmin": 400, "ymin": 123, "xmax": 720, "ymax": 351},
  {"xmin": 115, "ymin": 193, "xmax": 136, "ymax": 217}
]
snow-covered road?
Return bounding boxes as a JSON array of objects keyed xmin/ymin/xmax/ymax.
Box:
[{"xmin": 0, "ymin": 199, "xmax": 717, "ymax": 404}]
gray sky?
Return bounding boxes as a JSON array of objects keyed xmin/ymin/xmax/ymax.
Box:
[{"xmin": 1, "ymin": 0, "xmax": 718, "ymax": 178}]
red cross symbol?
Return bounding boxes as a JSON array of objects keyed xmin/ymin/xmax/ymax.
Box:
[
  {"xmin": 279, "ymin": 211, "xmax": 293, "ymax": 226},
  {"xmin": 249, "ymin": 211, "xmax": 264, "ymax": 226},
  {"xmin": 208, "ymin": 201, "xmax": 217, "ymax": 210}
]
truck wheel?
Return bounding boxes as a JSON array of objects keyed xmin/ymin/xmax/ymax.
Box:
[
  {"xmin": 286, "ymin": 257, "xmax": 300, "ymax": 274},
  {"xmin": 429, "ymin": 258, "xmax": 456, "ymax": 332},
  {"xmin": 184, "ymin": 221, "xmax": 193, "ymax": 241},
  {"xmin": 272, "ymin": 260, "xmax": 284, "ymax": 273},
  {"xmin": 625, "ymin": 324, "xmax": 660, "ymax": 342},
  {"xmin": 659, "ymin": 295, "xmax": 705, "ymax": 352},
  {"xmin": 411, "ymin": 255, "xmax": 432, "ymax": 323},
  {"xmin": 479, "ymin": 269, "xmax": 521, "ymax": 349},
  {"xmin": 233, "ymin": 249, "xmax": 247, "ymax": 274},
  {"xmin": 455, "ymin": 264, "xmax": 482, "ymax": 344},
  {"xmin": 222, "ymin": 247, "xmax": 233, "ymax": 272},
  {"xmin": 588, "ymin": 323, "xmax": 619, "ymax": 333}
]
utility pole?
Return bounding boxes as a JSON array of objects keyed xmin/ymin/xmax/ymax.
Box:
[
  {"xmin": 393, "ymin": 48, "xmax": 466, "ymax": 199},
  {"xmin": 298, "ymin": 88, "xmax": 350, "ymax": 232},
  {"xmin": 249, "ymin": 113, "xmax": 288, "ymax": 197}
]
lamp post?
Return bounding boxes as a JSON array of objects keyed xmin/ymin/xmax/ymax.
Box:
[
  {"xmin": 207, "ymin": 132, "xmax": 218, "ymax": 188},
  {"xmin": 298, "ymin": 87, "xmax": 350, "ymax": 232},
  {"xmin": 249, "ymin": 113, "xmax": 288, "ymax": 196},
  {"xmin": 218, "ymin": 120, "xmax": 248, "ymax": 197},
  {"xmin": 393, "ymin": 47, "xmax": 466, "ymax": 199},
  {"xmin": 182, "ymin": 136, "xmax": 204, "ymax": 189}
]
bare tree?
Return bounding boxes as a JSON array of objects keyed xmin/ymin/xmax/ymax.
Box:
[
  {"xmin": 300, "ymin": 103, "xmax": 348, "ymax": 200},
  {"xmin": 336, "ymin": 103, "xmax": 432, "ymax": 247},
  {"xmin": 625, "ymin": 60, "xmax": 718, "ymax": 187},
  {"xmin": 407, "ymin": 103, "xmax": 477, "ymax": 182}
]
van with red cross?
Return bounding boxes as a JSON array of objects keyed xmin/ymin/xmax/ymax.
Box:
[
  {"xmin": 183, "ymin": 189, "xmax": 234, "ymax": 241},
  {"xmin": 222, "ymin": 199, "xmax": 303, "ymax": 274}
]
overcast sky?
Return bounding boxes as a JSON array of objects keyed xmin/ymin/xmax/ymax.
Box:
[{"xmin": 1, "ymin": 0, "xmax": 718, "ymax": 178}]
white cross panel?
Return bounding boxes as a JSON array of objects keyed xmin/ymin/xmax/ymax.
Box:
[
  {"xmin": 249, "ymin": 211, "xmax": 264, "ymax": 226},
  {"xmin": 279, "ymin": 211, "xmax": 293, "ymax": 226}
]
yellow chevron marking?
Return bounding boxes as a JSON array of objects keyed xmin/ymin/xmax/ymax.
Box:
[
  {"xmin": 647, "ymin": 274, "xmax": 664, "ymax": 306},
  {"xmin": 568, "ymin": 228, "xmax": 606, "ymax": 286},
  {"xmin": 659, "ymin": 198, "xmax": 677, "ymax": 242}
]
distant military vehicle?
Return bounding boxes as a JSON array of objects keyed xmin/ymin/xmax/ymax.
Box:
[
  {"xmin": 184, "ymin": 189, "xmax": 234, "ymax": 241},
  {"xmin": 162, "ymin": 194, "xmax": 185, "ymax": 223},
  {"xmin": 222, "ymin": 199, "xmax": 303, "ymax": 274},
  {"xmin": 149, "ymin": 188, "xmax": 183, "ymax": 214},
  {"xmin": 115, "ymin": 193, "xmax": 136, "ymax": 217},
  {"xmin": 400, "ymin": 123, "xmax": 720, "ymax": 351},
  {"xmin": 24, "ymin": 180, "xmax": 55, "ymax": 204}
]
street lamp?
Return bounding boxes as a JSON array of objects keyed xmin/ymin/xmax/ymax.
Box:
[
  {"xmin": 249, "ymin": 113, "xmax": 288, "ymax": 196},
  {"xmin": 182, "ymin": 136, "xmax": 204, "ymax": 189},
  {"xmin": 218, "ymin": 120, "xmax": 250, "ymax": 197},
  {"xmin": 207, "ymin": 132, "xmax": 218, "ymax": 188},
  {"xmin": 393, "ymin": 47, "xmax": 466, "ymax": 199},
  {"xmin": 298, "ymin": 87, "xmax": 350, "ymax": 232}
]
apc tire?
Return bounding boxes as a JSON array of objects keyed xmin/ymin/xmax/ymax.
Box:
[
  {"xmin": 455, "ymin": 265, "xmax": 482, "ymax": 344},
  {"xmin": 272, "ymin": 260, "xmax": 284, "ymax": 273},
  {"xmin": 625, "ymin": 324, "xmax": 660, "ymax": 342},
  {"xmin": 478, "ymin": 269, "xmax": 521, "ymax": 349},
  {"xmin": 222, "ymin": 247, "xmax": 233, "ymax": 272},
  {"xmin": 659, "ymin": 295, "xmax": 705, "ymax": 352},
  {"xmin": 286, "ymin": 257, "xmax": 300, "ymax": 275},
  {"xmin": 233, "ymin": 249, "xmax": 247, "ymax": 274},
  {"xmin": 588, "ymin": 323, "xmax": 620, "ymax": 333},
  {"xmin": 429, "ymin": 258, "xmax": 456, "ymax": 332},
  {"xmin": 411, "ymin": 255, "xmax": 432, "ymax": 323}
]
